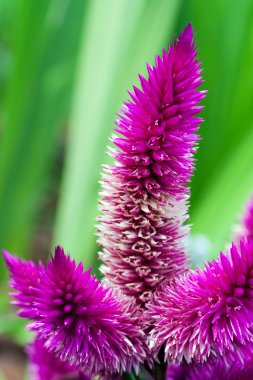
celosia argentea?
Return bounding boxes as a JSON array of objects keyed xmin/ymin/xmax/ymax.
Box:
[
  {"xmin": 3, "ymin": 247, "xmax": 148, "ymax": 376},
  {"xmin": 98, "ymin": 23, "xmax": 205, "ymax": 305},
  {"xmin": 3, "ymin": 24, "xmax": 253, "ymax": 380},
  {"xmin": 149, "ymin": 239, "xmax": 253, "ymax": 365}
]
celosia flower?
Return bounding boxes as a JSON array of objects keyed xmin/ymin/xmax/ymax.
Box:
[
  {"xmin": 98, "ymin": 23, "xmax": 206, "ymax": 305},
  {"xmin": 27, "ymin": 338, "xmax": 81, "ymax": 380},
  {"xmin": 3, "ymin": 247, "xmax": 148, "ymax": 375},
  {"xmin": 149, "ymin": 238, "xmax": 253, "ymax": 364},
  {"xmin": 166, "ymin": 360, "xmax": 253, "ymax": 380}
]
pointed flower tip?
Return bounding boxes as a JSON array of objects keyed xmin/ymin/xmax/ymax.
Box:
[
  {"xmin": 3, "ymin": 251, "xmax": 45, "ymax": 320},
  {"xmin": 176, "ymin": 23, "xmax": 194, "ymax": 48},
  {"xmin": 2, "ymin": 250, "xmax": 33, "ymax": 276},
  {"xmin": 184, "ymin": 22, "xmax": 194, "ymax": 38},
  {"xmin": 54, "ymin": 245, "xmax": 65, "ymax": 256},
  {"xmin": 52, "ymin": 245, "xmax": 69, "ymax": 265},
  {"xmin": 2, "ymin": 249, "xmax": 15, "ymax": 269}
]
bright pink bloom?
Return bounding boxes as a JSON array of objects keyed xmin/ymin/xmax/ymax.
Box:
[
  {"xmin": 4, "ymin": 247, "xmax": 148, "ymax": 375},
  {"xmin": 98, "ymin": 24, "xmax": 205, "ymax": 305},
  {"xmin": 149, "ymin": 239, "xmax": 253, "ymax": 364}
]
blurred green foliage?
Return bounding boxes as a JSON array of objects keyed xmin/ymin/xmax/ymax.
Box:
[{"xmin": 0, "ymin": 0, "xmax": 253, "ymax": 342}]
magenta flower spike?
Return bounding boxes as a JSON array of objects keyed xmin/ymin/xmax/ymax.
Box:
[
  {"xmin": 3, "ymin": 247, "xmax": 148, "ymax": 375},
  {"xmin": 98, "ymin": 24, "xmax": 206, "ymax": 305},
  {"xmin": 148, "ymin": 238, "xmax": 253, "ymax": 364}
]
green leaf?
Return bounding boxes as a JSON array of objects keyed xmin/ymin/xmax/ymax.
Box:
[
  {"xmin": 0, "ymin": 0, "xmax": 86, "ymax": 267},
  {"xmin": 179, "ymin": 0, "xmax": 253, "ymax": 206},
  {"xmin": 191, "ymin": 126, "xmax": 253, "ymax": 257}
]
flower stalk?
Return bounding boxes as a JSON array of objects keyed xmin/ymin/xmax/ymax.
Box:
[{"xmin": 98, "ymin": 23, "xmax": 205, "ymax": 306}]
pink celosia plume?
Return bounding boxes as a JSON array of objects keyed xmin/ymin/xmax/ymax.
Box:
[
  {"xmin": 98, "ymin": 24, "xmax": 206, "ymax": 305},
  {"xmin": 149, "ymin": 238, "xmax": 253, "ymax": 364},
  {"xmin": 3, "ymin": 247, "xmax": 148, "ymax": 375}
]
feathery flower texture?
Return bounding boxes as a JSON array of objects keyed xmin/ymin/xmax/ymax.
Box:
[
  {"xmin": 149, "ymin": 239, "xmax": 253, "ymax": 364},
  {"xmin": 4, "ymin": 247, "xmax": 147, "ymax": 376},
  {"xmin": 98, "ymin": 24, "xmax": 205, "ymax": 304}
]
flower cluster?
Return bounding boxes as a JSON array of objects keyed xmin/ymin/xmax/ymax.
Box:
[
  {"xmin": 149, "ymin": 239, "xmax": 253, "ymax": 364},
  {"xmin": 98, "ymin": 24, "xmax": 205, "ymax": 305},
  {"xmin": 3, "ymin": 23, "xmax": 253, "ymax": 380}
]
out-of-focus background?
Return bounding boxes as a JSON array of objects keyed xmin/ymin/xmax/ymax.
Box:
[{"xmin": 0, "ymin": 0, "xmax": 253, "ymax": 378}]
